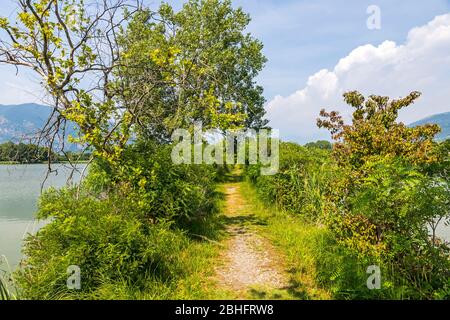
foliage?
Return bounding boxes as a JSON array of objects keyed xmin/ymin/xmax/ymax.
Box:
[
  {"xmin": 14, "ymin": 141, "xmax": 221, "ymax": 299},
  {"xmin": 15, "ymin": 188, "xmax": 216, "ymax": 299},
  {"xmin": 0, "ymin": 274, "xmax": 16, "ymax": 300},
  {"xmin": 317, "ymin": 91, "xmax": 440, "ymax": 169},
  {"xmin": 342, "ymin": 157, "xmax": 450, "ymax": 294},
  {"xmin": 86, "ymin": 140, "xmax": 219, "ymax": 224},
  {"xmin": 247, "ymin": 93, "xmax": 450, "ymax": 299},
  {"xmin": 424, "ymin": 139, "xmax": 450, "ymax": 178},
  {"xmin": 305, "ymin": 140, "xmax": 333, "ymax": 150},
  {"xmin": 3, "ymin": 0, "xmax": 267, "ymax": 300},
  {"xmin": 119, "ymin": 0, "xmax": 268, "ymax": 141},
  {"xmin": 0, "ymin": 0, "xmax": 133, "ymax": 159},
  {"xmin": 0, "ymin": 0, "xmax": 267, "ymax": 162},
  {"xmin": 0, "ymin": 142, "xmax": 56, "ymax": 163},
  {"xmin": 347, "ymin": 158, "xmax": 428, "ymax": 244},
  {"xmin": 316, "ymin": 92, "xmax": 450, "ymax": 298},
  {"xmin": 246, "ymin": 142, "xmax": 336, "ymax": 221}
]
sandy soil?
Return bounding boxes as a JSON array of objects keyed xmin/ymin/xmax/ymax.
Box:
[{"xmin": 214, "ymin": 184, "xmax": 288, "ymax": 296}]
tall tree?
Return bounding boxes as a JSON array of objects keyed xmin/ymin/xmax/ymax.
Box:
[
  {"xmin": 0, "ymin": 0, "xmax": 143, "ymax": 161},
  {"xmin": 0, "ymin": 0, "xmax": 268, "ymax": 159},
  {"xmin": 118, "ymin": 0, "xmax": 268, "ymax": 141}
]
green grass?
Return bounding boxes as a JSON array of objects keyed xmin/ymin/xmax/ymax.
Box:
[
  {"xmin": 57, "ymin": 216, "xmax": 229, "ymax": 300},
  {"xmin": 88, "ymin": 188, "xmax": 231, "ymax": 300},
  {"xmin": 0, "ymin": 276, "xmax": 11, "ymax": 300},
  {"xmin": 1, "ymin": 256, "xmax": 18, "ymax": 300},
  {"xmin": 11, "ymin": 185, "xmax": 230, "ymax": 300},
  {"xmin": 239, "ymin": 182, "xmax": 331, "ymax": 299},
  {"xmin": 0, "ymin": 273, "xmax": 18, "ymax": 300},
  {"xmin": 240, "ymin": 182, "xmax": 384, "ymax": 300},
  {"xmin": 89, "ymin": 238, "xmax": 225, "ymax": 300},
  {"xmin": 155, "ymin": 188, "xmax": 230, "ymax": 300},
  {"xmin": 113, "ymin": 184, "xmax": 234, "ymax": 300}
]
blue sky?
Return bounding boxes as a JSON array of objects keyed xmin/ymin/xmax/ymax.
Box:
[
  {"xmin": 163, "ymin": 0, "xmax": 450, "ymax": 99},
  {"xmin": 1, "ymin": 0, "xmax": 450, "ymax": 142},
  {"xmin": 233, "ymin": 0, "xmax": 450, "ymax": 99}
]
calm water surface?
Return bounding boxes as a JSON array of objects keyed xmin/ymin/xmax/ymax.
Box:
[{"xmin": 0, "ymin": 164, "xmax": 84, "ymax": 270}]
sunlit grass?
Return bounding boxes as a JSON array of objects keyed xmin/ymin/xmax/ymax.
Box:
[
  {"xmin": 239, "ymin": 182, "xmax": 388, "ymax": 300},
  {"xmin": 1, "ymin": 256, "xmax": 18, "ymax": 300}
]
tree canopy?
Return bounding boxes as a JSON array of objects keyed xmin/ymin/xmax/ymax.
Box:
[
  {"xmin": 317, "ymin": 91, "xmax": 441, "ymax": 169},
  {"xmin": 0, "ymin": 0, "xmax": 267, "ymax": 161},
  {"xmin": 119, "ymin": 0, "xmax": 268, "ymax": 141}
]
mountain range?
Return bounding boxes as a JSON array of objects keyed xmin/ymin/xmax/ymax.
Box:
[
  {"xmin": 409, "ymin": 112, "xmax": 450, "ymax": 141},
  {"xmin": 0, "ymin": 103, "xmax": 52, "ymax": 143},
  {"xmin": 0, "ymin": 103, "xmax": 79, "ymax": 150},
  {"xmin": 1, "ymin": 103, "xmax": 449, "ymax": 144}
]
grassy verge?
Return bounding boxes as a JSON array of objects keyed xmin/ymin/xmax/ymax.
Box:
[
  {"xmin": 240, "ymin": 182, "xmax": 381, "ymax": 300},
  {"xmin": 11, "ymin": 185, "xmax": 229, "ymax": 300},
  {"xmin": 0, "ymin": 273, "xmax": 18, "ymax": 300},
  {"xmin": 122, "ymin": 184, "xmax": 233, "ymax": 300},
  {"xmin": 162, "ymin": 185, "xmax": 230, "ymax": 300},
  {"xmin": 93, "ymin": 186, "xmax": 230, "ymax": 300},
  {"xmin": 93, "ymin": 235, "xmax": 225, "ymax": 300},
  {"xmin": 0, "ymin": 276, "xmax": 11, "ymax": 300}
]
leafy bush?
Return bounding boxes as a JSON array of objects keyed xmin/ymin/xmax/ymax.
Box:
[
  {"xmin": 246, "ymin": 142, "xmax": 336, "ymax": 220},
  {"xmin": 86, "ymin": 140, "xmax": 219, "ymax": 226},
  {"xmin": 304, "ymin": 140, "xmax": 332, "ymax": 150},
  {"xmin": 15, "ymin": 141, "xmax": 221, "ymax": 299},
  {"xmin": 246, "ymin": 92, "xmax": 450, "ymax": 299},
  {"xmin": 248, "ymin": 142, "xmax": 450, "ymax": 299}
]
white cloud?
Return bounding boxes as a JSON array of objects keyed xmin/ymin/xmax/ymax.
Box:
[{"xmin": 266, "ymin": 13, "xmax": 450, "ymax": 143}]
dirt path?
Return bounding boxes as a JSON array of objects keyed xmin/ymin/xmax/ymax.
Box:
[{"xmin": 214, "ymin": 183, "xmax": 288, "ymax": 298}]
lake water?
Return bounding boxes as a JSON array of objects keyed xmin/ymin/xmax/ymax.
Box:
[{"xmin": 0, "ymin": 164, "xmax": 84, "ymax": 270}]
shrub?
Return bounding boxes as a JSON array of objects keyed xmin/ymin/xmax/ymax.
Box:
[
  {"xmin": 14, "ymin": 140, "xmax": 221, "ymax": 299},
  {"xmin": 343, "ymin": 156, "xmax": 450, "ymax": 297},
  {"xmin": 247, "ymin": 141, "xmax": 450, "ymax": 299},
  {"xmin": 86, "ymin": 140, "xmax": 219, "ymax": 226},
  {"xmin": 246, "ymin": 142, "xmax": 336, "ymax": 220}
]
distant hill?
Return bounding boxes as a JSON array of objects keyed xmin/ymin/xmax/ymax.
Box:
[
  {"xmin": 409, "ymin": 112, "xmax": 450, "ymax": 141},
  {"xmin": 0, "ymin": 103, "xmax": 80, "ymax": 150},
  {"xmin": 0, "ymin": 103, "xmax": 52, "ymax": 143},
  {"xmin": 2, "ymin": 103, "xmax": 449, "ymax": 146}
]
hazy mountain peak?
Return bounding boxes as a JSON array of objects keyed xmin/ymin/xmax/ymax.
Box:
[
  {"xmin": 0, "ymin": 103, "xmax": 52, "ymax": 143},
  {"xmin": 409, "ymin": 112, "xmax": 450, "ymax": 141}
]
